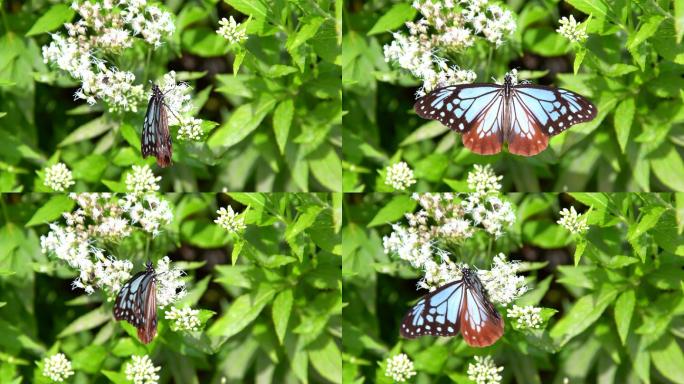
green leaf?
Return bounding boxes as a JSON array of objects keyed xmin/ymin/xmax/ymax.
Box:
[
  {"xmin": 207, "ymin": 284, "xmax": 277, "ymax": 339},
  {"xmin": 26, "ymin": 195, "xmax": 75, "ymax": 227},
  {"xmin": 676, "ymin": 0, "xmax": 684, "ymax": 43},
  {"xmin": 309, "ymin": 337, "xmax": 342, "ymax": 384},
  {"xmin": 181, "ymin": 220, "xmax": 230, "ymax": 248},
  {"xmin": 399, "ymin": 121, "xmax": 449, "ymax": 146},
  {"xmin": 651, "ymin": 337, "xmax": 684, "ymax": 384},
  {"xmin": 224, "ymin": 0, "xmax": 268, "ymax": 19},
  {"xmin": 565, "ymin": 0, "xmax": 610, "ymax": 20},
  {"xmin": 58, "ymin": 116, "xmax": 113, "ymax": 147},
  {"xmin": 272, "ymin": 289, "xmax": 293, "ymax": 345},
  {"xmin": 676, "ymin": 193, "xmax": 684, "ymax": 234},
  {"xmin": 287, "ymin": 17, "xmax": 324, "ymax": 52},
  {"xmin": 573, "ymin": 48, "xmax": 586, "ymax": 74},
  {"xmin": 208, "ymin": 96, "xmax": 277, "ymax": 154},
  {"xmin": 367, "ymin": 195, "xmax": 417, "ymax": 227},
  {"xmin": 550, "ymin": 285, "xmax": 619, "ymax": 346},
  {"xmin": 614, "ymin": 289, "xmax": 635, "ymax": 345},
  {"xmin": 25, "ymin": 4, "xmax": 75, "ymax": 36},
  {"xmin": 523, "ymin": 220, "xmax": 571, "ymax": 249},
  {"xmin": 574, "ymin": 239, "xmax": 587, "ymax": 266},
  {"xmin": 613, "ymin": 97, "xmax": 634, "ymax": 153},
  {"xmin": 58, "ymin": 306, "xmax": 110, "ymax": 337},
  {"xmin": 309, "ymin": 146, "xmax": 342, "ymax": 191},
  {"xmin": 651, "ymin": 145, "xmax": 684, "ymax": 191},
  {"xmin": 367, "ymin": 3, "xmax": 417, "ymax": 35},
  {"xmin": 273, "ymin": 99, "xmax": 294, "ymax": 155},
  {"xmin": 628, "ymin": 15, "xmax": 665, "ymax": 50},
  {"xmin": 523, "ymin": 27, "xmax": 568, "ymax": 56}
]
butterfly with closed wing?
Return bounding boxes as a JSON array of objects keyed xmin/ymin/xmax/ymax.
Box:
[
  {"xmin": 414, "ymin": 73, "xmax": 597, "ymax": 156},
  {"xmin": 401, "ymin": 267, "xmax": 504, "ymax": 347},
  {"xmin": 142, "ymin": 84, "xmax": 173, "ymax": 168},
  {"xmin": 113, "ymin": 261, "xmax": 158, "ymax": 344}
]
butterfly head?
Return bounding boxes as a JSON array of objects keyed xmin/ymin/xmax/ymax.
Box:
[
  {"xmin": 145, "ymin": 260, "xmax": 154, "ymax": 273},
  {"xmin": 503, "ymin": 73, "xmax": 513, "ymax": 86}
]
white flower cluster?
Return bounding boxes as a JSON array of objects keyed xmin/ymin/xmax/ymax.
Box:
[
  {"xmin": 154, "ymin": 256, "xmax": 186, "ymax": 307},
  {"xmin": 383, "ymin": 189, "xmax": 516, "ymax": 290},
  {"xmin": 215, "ymin": 206, "xmax": 246, "ymax": 234},
  {"xmin": 385, "ymin": 162, "xmax": 417, "ymax": 191},
  {"xmin": 384, "ymin": 353, "xmax": 417, "ymax": 383},
  {"xmin": 557, "ymin": 15, "xmax": 588, "ymax": 43},
  {"xmin": 125, "ymin": 355, "xmax": 161, "ymax": 384},
  {"xmin": 217, "ymin": 16, "xmax": 248, "ymax": 45},
  {"xmin": 477, "ymin": 254, "xmax": 527, "ymax": 306},
  {"xmin": 42, "ymin": 353, "xmax": 74, "ymax": 382},
  {"xmin": 154, "ymin": 71, "xmax": 205, "ymax": 140},
  {"xmin": 384, "ymin": 0, "xmax": 516, "ymax": 96},
  {"xmin": 507, "ymin": 304, "xmax": 542, "ymax": 328},
  {"xmin": 557, "ymin": 206, "xmax": 589, "ymax": 235},
  {"xmin": 41, "ymin": 0, "xmax": 174, "ymax": 112},
  {"xmin": 467, "ymin": 355, "xmax": 503, "ymax": 384},
  {"xmin": 165, "ymin": 306, "xmax": 201, "ymax": 331},
  {"xmin": 467, "ymin": 164, "xmax": 502, "ymax": 197},
  {"xmin": 126, "ymin": 165, "xmax": 161, "ymax": 194},
  {"xmin": 44, "ymin": 163, "xmax": 75, "ymax": 192},
  {"xmin": 40, "ymin": 193, "xmax": 173, "ymax": 294}
]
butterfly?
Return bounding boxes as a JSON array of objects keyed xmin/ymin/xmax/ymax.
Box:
[
  {"xmin": 142, "ymin": 84, "xmax": 172, "ymax": 167},
  {"xmin": 113, "ymin": 261, "xmax": 157, "ymax": 344},
  {"xmin": 400, "ymin": 267, "xmax": 504, "ymax": 347},
  {"xmin": 414, "ymin": 74, "xmax": 597, "ymax": 156}
]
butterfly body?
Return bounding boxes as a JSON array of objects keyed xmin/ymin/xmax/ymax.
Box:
[
  {"xmin": 142, "ymin": 85, "xmax": 172, "ymax": 167},
  {"xmin": 401, "ymin": 268, "xmax": 504, "ymax": 347},
  {"xmin": 114, "ymin": 261, "xmax": 157, "ymax": 344},
  {"xmin": 414, "ymin": 74, "xmax": 597, "ymax": 156}
]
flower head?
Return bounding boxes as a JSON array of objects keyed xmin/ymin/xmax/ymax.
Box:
[
  {"xmin": 507, "ymin": 305, "xmax": 542, "ymax": 329},
  {"xmin": 42, "ymin": 353, "xmax": 74, "ymax": 382},
  {"xmin": 467, "ymin": 356, "xmax": 503, "ymax": 384},
  {"xmin": 154, "ymin": 256, "xmax": 186, "ymax": 307},
  {"xmin": 217, "ymin": 16, "xmax": 247, "ymax": 44},
  {"xmin": 384, "ymin": 353, "xmax": 417, "ymax": 382},
  {"xmin": 177, "ymin": 117, "xmax": 203, "ymax": 141},
  {"xmin": 125, "ymin": 165, "xmax": 161, "ymax": 194},
  {"xmin": 125, "ymin": 355, "xmax": 161, "ymax": 384},
  {"xmin": 477, "ymin": 254, "xmax": 527, "ymax": 306},
  {"xmin": 557, "ymin": 206, "xmax": 588, "ymax": 234},
  {"xmin": 44, "ymin": 163, "xmax": 76, "ymax": 191},
  {"xmin": 467, "ymin": 164, "xmax": 502, "ymax": 197},
  {"xmin": 385, "ymin": 162, "xmax": 417, "ymax": 191},
  {"xmin": 165, "ymin": 306, "xmax": 201, "ymax": 331},
  {"xmin": 215, "ymin": 206, "xmax": 246, "ymax": 234},
  {"xmin": 557, "ymin": 15, "xmax": 588, "ymax": 43}
]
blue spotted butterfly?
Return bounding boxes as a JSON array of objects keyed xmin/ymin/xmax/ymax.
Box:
[
  {"xmin": 414, "ymin": 74, "xmax": 597, "ymax": 156},
  {"xmin": 401, "ymin": 268, "xmax": 504, "ymax": 347},
  {"xmin": 142, "ymin": 84, "xmax": 172, "ymax": 167},
  {"xmin": 114, "ymin": 261, "xmax": 157, "ymax": 344}
]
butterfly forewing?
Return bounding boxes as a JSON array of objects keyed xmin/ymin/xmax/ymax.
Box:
[{"xmin": 400, "ymin": 269, "xmax": 504, "ymax": 347}]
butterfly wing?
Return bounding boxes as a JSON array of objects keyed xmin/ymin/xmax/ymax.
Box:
[
  {"xmin": 506, "ymin": 85, "xmax": 597, "ymax": 156},
  {"xmin": 459, "ymin": 276, "xmax": 504, "ymax": 347},
  {"xmin": 155, "ymin": 101, "xmax": 172, "ymax": 168},
  {"xmin": 137, "ymin": 277, "xmax": 157, "ymax": 344},
  {"xmin": 114, "ymin": 268, "xmax": 157, "ymax": 344},
  {"xmin": 401, "ymin": 280, "xmax": 465, "ymax": 338},
  {"xmin": 415, "ymin": 85, "xmax": 507, "ymax": 154},
  {"xmin": 141, "ymin": 95, "xmax": 158, "ymax": 161},
  {"xmin": 141, "ymin": 86, "xmax": 173, "ymax": 168}
]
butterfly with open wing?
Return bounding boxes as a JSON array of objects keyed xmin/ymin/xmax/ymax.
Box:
[
  {"xmin": 142, "ymin": 84, "xmax": 173, "ymax": 167},
  {"xmin": 113, "ymin": 261, "xmax": 157, "ymax": 344},
  {"xmin": 400, "ymin": 267, "xmax": 504, "ymax": 347},
  {"xmin": 414, "ymin": 74, "xmax": 597, "ymax": 156}
]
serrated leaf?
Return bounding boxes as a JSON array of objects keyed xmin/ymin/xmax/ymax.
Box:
[
  {"xmin": 614, "ymin": 97, "xmax": 634, "ymax": 153},
  {"xmin": 26, "ymin": 195, "xmax": 75, "ymax": 227},
  {"xmin": 272, "ymin": 289, "xmax": 293, "ymax": 345},
  {"xmin": 368, "ymin": 195, "xmax": 417, "ymax": 227},
  {"xmin": 367, "ymin": 3, "xmax": 417, "ymax": 35},
  {"xmin": 26, "ymin": 4, "xmax": 75, "ymax": 36},
  {"xmin": 273, "ymin": 99, "xmax": 294, "ymax": 155},
  {"xmin": 614, "ymin": 289, "xmax": 635, "ymax": 345}
]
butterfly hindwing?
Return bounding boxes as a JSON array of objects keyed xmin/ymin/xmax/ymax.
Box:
[
  {"xmin": 401, "ymin": 281, "xmax": 464, "ymax": 338},
  {"xmin": 400, "ymin": 268, "xmax": 504, "ymax": 347}
]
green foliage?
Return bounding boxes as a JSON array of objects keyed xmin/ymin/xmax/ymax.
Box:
[
  {"xmin": 343, "ymin": 192, "xmax": 684, "ymax": 383},
  {"xmin": 343, "ymin": 0, "xmax": 684, "ymax": 192},
  {"xmin": 0, "ymin": 193, "xmax": 341, "ymax": 383},
  {"xmin": 0, "ymin": 0, "xmax": 341, "ymax": 192}
]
